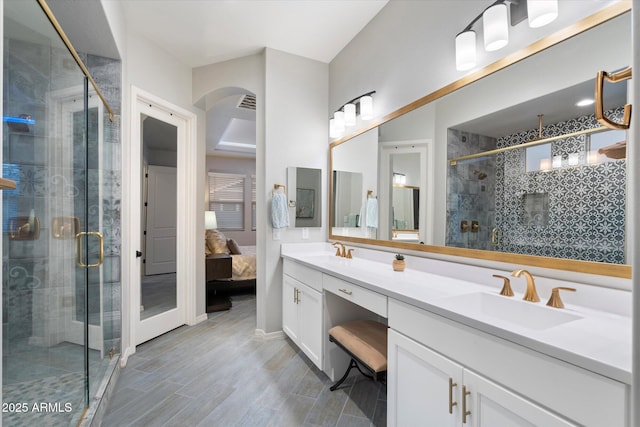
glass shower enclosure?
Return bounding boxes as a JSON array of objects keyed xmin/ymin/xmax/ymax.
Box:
[{"xmin": 2, "ymin": 1, "xmax": 117, "ymax": 425}]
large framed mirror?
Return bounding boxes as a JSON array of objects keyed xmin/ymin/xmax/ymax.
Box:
[{"xmin": 329, "ymin": 3, "xmax": 631, "ymax": 278}]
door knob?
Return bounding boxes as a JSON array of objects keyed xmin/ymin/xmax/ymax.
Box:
[{"xmin": 136, "ymin": 250, "xmax": 142, "ymax": 258}]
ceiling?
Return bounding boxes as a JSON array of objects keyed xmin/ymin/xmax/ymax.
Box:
[
  {"xmin": 454, "ymin": 77, "xmax": 628, "ymax": 138},
  {"xmin": 119, "ymin": 0, "xmax": 389, "ymax": 157}
]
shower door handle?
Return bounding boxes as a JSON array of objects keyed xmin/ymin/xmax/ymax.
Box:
[
  {"xmin": 491, "ymin": 227, "xmax": 501, "ymax": 246},
  {"xmin": 75, "ymin": 231, "xmax": 105, "ymax": 268}
]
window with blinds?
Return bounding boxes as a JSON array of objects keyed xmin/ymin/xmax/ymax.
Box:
[{"xmin": 209, "ymin": 172, "xmax": 245, "ymax": 230}]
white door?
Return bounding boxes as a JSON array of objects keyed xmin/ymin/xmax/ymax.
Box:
[
  {"xmin": 388, "ymin": 329, "xmax": 462, "ymax": 427},
  {"xmin": 298, "ymin": 284, "xmax": 322, "ymax": 368},
  {"xmin": 133, "ymin": 98, "xmax": 186, "ymax": 345},
  {"xmin": 464, "ymin": 370, "xmax": 577, "ymax": 427},
  {"xmin": 282, "ymin": 274, "xmax": 300, "ymax": 342},
  {"xmin": 145, "ymin": 165, "xmax": 177, "ymax": 275}
]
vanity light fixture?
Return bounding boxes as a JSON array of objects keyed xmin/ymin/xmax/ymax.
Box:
[
  {"xmin": 527, "ymin": 0, "xmax": 558, "ymax": 28},
  {"xmin": 483, "ymin": 3, "xmax": 509, "ymax": 51},
  {"xmin": 329, "ymin": 91, "xmax": 376, "ymax": 138},
  {"xmin": 455, "ymin": 0, "xmax": 559, "ymax": 71}
]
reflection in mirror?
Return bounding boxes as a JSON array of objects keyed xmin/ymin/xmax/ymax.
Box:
[
  {"xmin": 332, "ymin": 170, "xmax": 363, "ymax": 231},
  {"xmin": 329, "ymin": 6, "xmax": 631, "ymax": 277},
  {"xmin": 447, "ymin": 85, "xmax": 628, "ymax": 263},
  {"xmin": 287, "ymin": 167, "xmax": 322, "ymax": 227}
]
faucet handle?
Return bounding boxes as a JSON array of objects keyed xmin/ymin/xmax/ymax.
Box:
[
  {"xmin": 546, "ymin": 287, "xmax": 576, "ymax": 309},
  {"xmin": 346, "ymin": 249, "xmax": 354, "ymax": 259},
  {"xmin": 493, "ymin": 274, "xmax": 514, "ymax": 297}
]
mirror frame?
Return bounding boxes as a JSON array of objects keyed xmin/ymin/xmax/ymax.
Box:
[{"xmin": 329, "ymin": 2, "xmax": 631, "ymax": 279}]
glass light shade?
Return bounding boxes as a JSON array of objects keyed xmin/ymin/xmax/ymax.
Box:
[
  {"xmin": 359, "ymin": 96, "xmax": 373, "ymax": 120},
  {"xmin": 329, "ymin": 118, "xmax": 342, "ymax": 138},
  {"xmin": 455, "ymin": 30, "xmax": 476, "ymax": 71},
  {"xmin": 204, "ymin": 211, "xmax": 217, "ymax": 229},
  {"xmin": 344, "ymin": 103, "xmax": 356, "ymax": 126},
  {"xmin": 527, "ymin": 0, "xmax": 558, "ymax": 28},
  {"xmin": 333, "ymin": 111, "xmax": 345, "ymax": 131},
  {"xmin": 483, "ymin": 3, "xmax": 509, "ymax": 51},
  {"xmin": 568, "ymin": 152, "xmax": 580, "ymax": 166},
  {"xmin": 539, "ymin": 158, "xmax": 551, "ymax": 171}
]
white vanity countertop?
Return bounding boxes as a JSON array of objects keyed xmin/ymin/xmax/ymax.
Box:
[{"xmin": 281, "ymin": 243, "xmax": 631, "ymax": 385}]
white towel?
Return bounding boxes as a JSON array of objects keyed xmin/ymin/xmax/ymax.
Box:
[
  {"xmin": 365, "ymin": 197, "xmax": 378, "ymax": 229},
  {"xmin": 271, "ymin": 192, "xmax": 290, "ymax": 229}
]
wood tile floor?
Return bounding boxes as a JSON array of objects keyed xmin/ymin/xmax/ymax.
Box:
[{"xmin": 102, "ymin": 295, "xmax": 386, "ymax": 426}]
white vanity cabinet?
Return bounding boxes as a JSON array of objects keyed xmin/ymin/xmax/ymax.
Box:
[
  {"xmin": 388, "ymin": 329, "xmax": 576, "ymax": 427},
  {"xmin": 388, "ymin": 299, "xmax": 628, "ymax": 427},
  {"xmin": 282, "ymin": 259, "xmax": 323, "ymax": 368}
]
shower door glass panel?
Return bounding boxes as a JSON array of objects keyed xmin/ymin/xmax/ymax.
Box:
[{"xmin": 2, "ymin": 2, "xmax": 94, "ymax": 425}]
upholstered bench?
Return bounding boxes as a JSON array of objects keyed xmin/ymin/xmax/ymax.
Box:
[{"xmin": 328, "ymin": 319, "xmax": 388, "ymax": 391}]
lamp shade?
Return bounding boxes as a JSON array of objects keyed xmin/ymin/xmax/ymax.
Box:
[
  {"xmin": 333, "ymin": 110, "xmax": 345, "ymax": 131},
  {"xmin": 455, "ymin": 30, "xmax": 476, "ymax": 71},
  {"xmin": 483, "ymin": 3, "xmax": 509, "ymax": 51},
  {"xmin": 204, "ymin": 211, "xmax": 217, "ymax": 230},
  {"xmin": 527, "ymin": 0, "xmax": 558, "ymax": 28},
  {"xmin": 344, "ymin": 103, "xmax": 356, "ymax": 126},
  {"xmin": 359, "ymin": 95, "xmax": 373, "ymax": 120}
]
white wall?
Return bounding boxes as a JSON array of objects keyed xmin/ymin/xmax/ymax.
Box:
[
  {"xmin": 263, "ymin": 48, "xmax": 328, "ymax": 333},
  {"xmin": 330, "ymin": 1, "xmax": 621, "ymax": 116},
  {"xmin": 101, "ymin": 0, "xmax": 205, "ymax": 358},
  {"xmin": 194, "ymin": 50, "xmax": 328, "ymax": 334}
]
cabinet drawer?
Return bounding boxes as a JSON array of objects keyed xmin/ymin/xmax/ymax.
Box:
[
  {"xmin": 323, "ymin": 275, "xmax": 387, "ymax": 318},
  {"xmin": 283, "ymin": 259, "xmax": 322, "ymax": 292}
]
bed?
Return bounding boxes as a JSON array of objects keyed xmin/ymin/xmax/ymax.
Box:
[{"xmin": 205, "ymin": 230, "xmax": 256, "ymax": 312}]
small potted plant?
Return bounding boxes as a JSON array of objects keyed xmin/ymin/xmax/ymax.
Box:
[{"xmin": 393, "ymin": 254, "xmax": 406, "ymax": 272}]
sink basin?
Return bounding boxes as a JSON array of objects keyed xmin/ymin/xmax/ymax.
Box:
[{"xmin": 437, "ymin": 292, "xmax": 583, "ymax": 331}]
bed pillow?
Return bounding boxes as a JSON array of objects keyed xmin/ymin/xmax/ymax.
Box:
[
  {"xmin": 227, "ymin": 238, "xmax": 242, "ymax": 255},
  {"xmin": 205, "ymin": 229, "xmax": 230, "ymax": 254}
]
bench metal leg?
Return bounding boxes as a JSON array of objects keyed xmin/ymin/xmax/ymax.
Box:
[{"xmin": 330, "ymin": 358, "xmax": 374, "ymax": 391}]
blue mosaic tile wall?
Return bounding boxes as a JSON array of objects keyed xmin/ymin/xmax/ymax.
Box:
[{"xmin": 2, "ymin": 38, "xmax": 122, "ymax": 353}]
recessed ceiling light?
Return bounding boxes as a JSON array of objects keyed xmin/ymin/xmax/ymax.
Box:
[{"xmin": 576, "ymin": 99, "xmax": 594, "ymax": 107}]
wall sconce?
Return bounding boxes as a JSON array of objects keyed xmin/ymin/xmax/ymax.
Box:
[
  {"xmin": 455, "ymin": 0, "xmax": 558, "ymax": 71},
  {"xmin": 330, "ymin": 91, "xmax": 376, "ymax": 139},
  {"xmin": 205, "ymin": 211, "xmax": 218, "ymax": 230}
]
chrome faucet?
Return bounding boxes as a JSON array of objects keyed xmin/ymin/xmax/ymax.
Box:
[{"xmin": 510, "ymin": 269, "xmax": 540, "ymax": 302}]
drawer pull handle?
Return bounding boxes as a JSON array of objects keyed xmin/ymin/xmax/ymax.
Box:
[
  {"xmin": 448, "ymin": 378, "xmax": 457, "ymax": 414},
  {"xmin": 338, "ymin": 288, "xmax": 352, "ymax": 296},
  {"xmin": 462, "ymin": 385, "xmax": 471, "ymax": 424}
]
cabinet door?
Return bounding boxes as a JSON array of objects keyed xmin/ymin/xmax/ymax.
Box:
[
  {"xmin": 298, "ymin": 284, "xmax": 322, "ymax": 368},
  {"xmin": 388, "ymin": 330, "xmax": 462, "ymax": 427},
  {"xmin": 463, "ymin": 369, "xmax": 577, "ymax": 427},
  {"xmin": 282, "ymin": 275, "xmax": 300, "ymax": 342}
]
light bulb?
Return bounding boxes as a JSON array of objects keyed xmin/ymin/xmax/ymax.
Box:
[
  {"xmin": 455, "ymin": 30, "xmax": 476, "ymax": 71},
  {"xmin": 528, "ymin": 0, "xmax": 558, "ymax": 28},
  {"xmin": 483, "ymin": 3, "xmax": 509, "ymax": 51}
]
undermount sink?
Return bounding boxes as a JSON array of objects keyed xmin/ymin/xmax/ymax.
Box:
[{"xmin": 438, "ymin": 292, "xmax": 583, "ymax": 331}]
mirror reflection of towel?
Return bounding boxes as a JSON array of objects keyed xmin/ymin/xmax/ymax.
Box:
[
  {"xmin": 271, "ymin": 192, "xmax": 289, "ymax": 228},
  {"xmin": 365, "ymin": 198, "xmax": 378, "ymax": 228}
]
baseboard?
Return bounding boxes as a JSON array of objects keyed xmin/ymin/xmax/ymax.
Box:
[
  {"xmin": 254, "ymin": 329, "xmax": 285, "ymax": 340},
  {"xmin": 119, "ymin": 346, "xmax": 132, "ymax": 368},
  {"xmin": 193, "ymin": 313, "xmax": 208, "ymax": 324}
]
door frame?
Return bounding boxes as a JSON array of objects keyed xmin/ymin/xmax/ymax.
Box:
[{"xmin": 122, "ymin": 86, "xmax": 198, "ymax": 363}]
